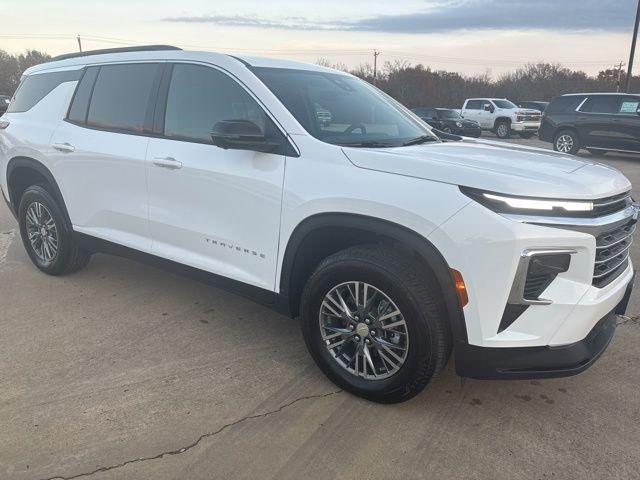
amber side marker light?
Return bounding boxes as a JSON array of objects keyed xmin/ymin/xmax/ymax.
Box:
[{"xmin": 451, "ymin": 269, "xmax": 469, "ymax": 307}]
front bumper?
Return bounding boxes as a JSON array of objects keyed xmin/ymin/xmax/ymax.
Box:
[
  {"xmin": 511, "ymin": 121, "xmax": 540, "ymax": 132},
  {"xmin": 455, "ymin": 277, "xmax": 632, "ymax": 379}
]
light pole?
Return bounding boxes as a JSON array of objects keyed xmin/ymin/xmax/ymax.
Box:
[{"xmin": 626, "ymin": 0, "xmax": 640, "ymax": 92}]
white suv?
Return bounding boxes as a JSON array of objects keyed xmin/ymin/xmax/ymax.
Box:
[
  {"xmin": 461, "ymin": 98, "xmax": 541, "ymax": 139},
  {"xmin": 0, "ymin": 46, "xmax": 636, "ymax": 403}
]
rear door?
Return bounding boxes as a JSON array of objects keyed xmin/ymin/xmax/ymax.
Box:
[
  {"xmin": 613, "ymin": 96, "xmax": 640, "ymax": 152},
  {"xmin": 145, "ymin": 62, "xmax": 287, "ymax": 290},
  {"xmin": 49, "ymin": 63, "xmax": 162, "ymax": 252},
  {"xmin": 576, "ymin": 96, "xmax": 621, "ymax": 149},
  {"xmin": 462, "ymin": 100, "xmax": 483, "ymax": 124}
]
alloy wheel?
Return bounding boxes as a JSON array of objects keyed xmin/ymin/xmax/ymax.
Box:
[
  {"xmin": 25, "ymin": 201, "xmax": 59, "ymax": 263},
  {"xmin": 497, "ymin": 124, "xmax": 509, "ymax": 138},
  {"xmin": 556, "ymin": 134, "xmax": 574, "ymax": 153},
  {"xmin": 319, "ymin": 281, "xmax": 409, "ymax": 380}
]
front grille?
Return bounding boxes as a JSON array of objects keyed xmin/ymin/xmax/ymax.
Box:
[
  {"xmin": 593, "ymin": 192, "xmax": 633, "ymax": 217},
  {"xmin": 518, "ymin": 114, "xmax": 541, "ymax": 122},
  {"xmin": 593, "ymin": 220, "xmax": 636, "ymax": 287}
]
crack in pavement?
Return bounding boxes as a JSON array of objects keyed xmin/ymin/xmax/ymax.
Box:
[
  {"xmin": 617, "ymin": 314, "xmax": 640, "ymax": 326},
  {"xmin": 40, "ymin": 389, "xmax": 343, "ymax": 480},
  {"xmin": 0, "ymin": 229, "xmax": 15, "ymax": 264}
]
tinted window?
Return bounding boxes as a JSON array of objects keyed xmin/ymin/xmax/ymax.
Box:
[
  {"xmin": 581, "ymin": 96, "xmax": 620, "ymax": 114},
  {"xmin": 254, "ymin": 67, "xmax": 436, "ymax": 147},
  {"xmin": 546, "ymin": 96, "xmax": 586, "ymax": 113},
  {"xmin": 164, "ymin": 64, "xmax": 269, "ymax": 143},
  {"xmin": 618, "ymin": 97, "xmax": 640, "ymax": 114},
  {"xmin": 493, "ymin": 99, "xmax": 517, "ymax": 109},
  {"xmin": 67, "ymin": 66, "xmax": 99, "ymax": 123},
  {"xmin": 8, "ymin": 69, "xmax": 83, "ymax": 113},
  {"xmin": 87, "ymin": 63, "xmax": 160, "ymax": 132},
  {"xmin": 466, "ymin": 100, "xmax": 482, "ymax": 110},
  {"xmin": 437, "ymin": 109, "xmax": 462, "ymax": 119}
]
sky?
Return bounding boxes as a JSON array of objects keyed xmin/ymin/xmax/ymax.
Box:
[{"xmin": 1, "ymin": 0, "xmax": 639, "ymax": 77}]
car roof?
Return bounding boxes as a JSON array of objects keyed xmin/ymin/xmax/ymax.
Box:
[
  {"xmin": 561, "ymin": 92, "xmax": 640, "ymax": 97},
  {"xmin": 24, "ymin": 48, "xmax": 342, "ymax": 76}
]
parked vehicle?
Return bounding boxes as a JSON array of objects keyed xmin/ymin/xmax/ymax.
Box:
[
  {"xmin": 461, "ymin": 98, "xmax": 541, "ymax": 139},
  {"xmin": 0, "ymin": 46, "xmax": 636, "ymax": 403},
  {"xmin": 518, "ymin": 101, "xmax": 549, "ymax": 112},
  {"xmin": 0, "ymin": 95, "xmax": 10, "ymax": 114},
  {"xmin": 539, "ymin": 93, "xmax": 640, "ymax": 156},
  {"xmin": 412, "ymin": 108, "xmax": 482, "ymax": 137}
]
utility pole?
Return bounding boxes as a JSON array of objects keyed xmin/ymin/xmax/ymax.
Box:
[
  {"xmin": 615, "ymin": 61, "xmax": 626, "ymax": 92},
  {"xmin": 77, "ymin": 35, "xmax": 83, "ymax": 52},
  {"xmin": 373, "ymin": 50, "xmax": 380, "ymax": 84},
  {"xmin": 626, "ymin": 0, "xmax": 640, "ymax": 92}
]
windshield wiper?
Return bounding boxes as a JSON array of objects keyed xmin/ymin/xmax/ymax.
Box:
[
  {"xmin": 401, "ymin": 135, "xmax": 439, "ymax": 147},
  {"xmin": 339, "ymin": 141, "xmax": 398, "ymax": 148}
]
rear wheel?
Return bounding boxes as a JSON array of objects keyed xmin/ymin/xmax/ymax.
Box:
[
  {"xmin": 495, "ymin": 120, "xmax": 511, "ymax": 139},
  {"xmin": 553, "ymin": 130, "xmax": 580, "ymax": 155},
  {"xmin": 300, "ymin": 245, "xmax": 452, "ymax": 403},
  {"xmin": 18, "ymin": 185, "xmax": 91, "ymax": 275}
]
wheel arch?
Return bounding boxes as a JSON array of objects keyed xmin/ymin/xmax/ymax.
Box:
[
  {"xmin": 6, "ymin": 156, "xmax": 71, "ymax": 224},
  {"xmin": 493, "ymin": 117, "xmax": 512, "ymax": 129},
  {"xmin": 279, "ymin": 212, "xmax": 468, "ymax": 345}
]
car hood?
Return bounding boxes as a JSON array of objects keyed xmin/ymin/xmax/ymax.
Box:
[{"xmin": 342, "ymin": 139, "xmax": 631, "ymax": 199}]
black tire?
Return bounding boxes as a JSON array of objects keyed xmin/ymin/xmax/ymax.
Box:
[
  {"xmin": 300, "ymin": 245, "xmax": 452, "ymax": 404},
  {"xmin": 518, "ymin": 132, "xmax": 535, "ymax": 139},
  {"xmin": 553, "ymin": 129, "xmax": 581, "ymax": 155},
  {"xmin": 494, "ymin": 120, "xmax": 511, "ymax": 139},
  {"xmin": 587, "ymin": 148, "xmax": 607, "ymax": 156},
  {"xmin": 18, "ymin": 185, "xmax": 91, "ymax": 275}
]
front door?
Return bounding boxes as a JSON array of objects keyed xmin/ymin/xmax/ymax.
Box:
[{"xmin": 145, "ymin": 63, "xmax": 287, "ymax": 291}]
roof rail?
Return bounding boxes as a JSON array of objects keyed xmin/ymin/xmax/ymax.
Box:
[{"xmin": 50, "ymin": 45, "xmax": 182, "ymax": 62}]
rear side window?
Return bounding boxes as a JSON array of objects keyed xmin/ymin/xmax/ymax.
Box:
[
  {"xmin": 86, "ymin": 63, "xmax": 161, "ymax": 133},
  {"xmin": 163, "ymin": 63, "xmax": 268, "ymax": 143},
  {"xmin": 581, "ymin": 96, "xmax": 620, "ymax": 114},
  {"xmin": 466, "ymin": 100, "xmax": 482, "ymax": 110},
  {"xmin": 618, "ymin": 97, "xmax": 640, "ymax": 114},
  {"xmin": 7, "ymin": 69, "xmax": 83, "ymax": 113},
  {"xmin": 546, "ymin": 96, "xmax": 586, "ymax": 114},
  {"xmin": 67, "ymin": 67, "xmax": 99, "ymax": 123}
]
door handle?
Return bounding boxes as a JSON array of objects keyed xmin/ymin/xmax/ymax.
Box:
[
  {"xmin": 152, "ymin": 157, "xmax": 183, "ymax": 170},
  {"xmin": 53, "ymin": 142, "xmax": 75, "ymax": 153}
]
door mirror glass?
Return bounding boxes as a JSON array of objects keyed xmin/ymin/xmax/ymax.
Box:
[
  {"xmin": 211, "ymin": 120, "xmax": 280, "ymax": 153},
  {"xmin": 483, "ymin": 103, "xmax": 494, "ymax": 113}
]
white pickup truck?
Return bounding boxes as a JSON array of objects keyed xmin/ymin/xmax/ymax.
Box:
[{"xmin": 461, "ymin": 98, "xmax": 541, "ymax": 139}]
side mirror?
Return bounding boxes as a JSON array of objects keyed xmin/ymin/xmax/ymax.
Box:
[
  {"xmin": 484, "ymin": 104, "xmax": 494, "ymax": 113},
  {"xmin": 210, "ymin": 120, "xmax": 280, "ymax": 153}
]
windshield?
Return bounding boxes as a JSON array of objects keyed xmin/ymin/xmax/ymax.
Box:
[
  {"xmin": 437, "ymin": 109, "xmax": 462, "ymax": 119},
  {"xmin": 253, "ymin": 67, "xmax": 438, "ymax": 147},
  {"xmin": 493, "ymin": 99, "xmax": 518, "ymax": 109}
]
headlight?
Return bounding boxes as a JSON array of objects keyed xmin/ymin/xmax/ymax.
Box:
[
  {"xmin": 456, "ymin": 122, "xmax": 463, "ymax": 128},
  {"xmin": 460, "ymin": 186, "xmax": 593, "ymax": 216}
]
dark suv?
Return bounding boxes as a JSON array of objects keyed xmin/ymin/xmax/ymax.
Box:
[
  {"xmin": 539, "ymin": 93, "xmax": 640, "ymax": 155},
  {"xmin": 412, "ymin": 107, "xmax": 482, "ymax": 137}
]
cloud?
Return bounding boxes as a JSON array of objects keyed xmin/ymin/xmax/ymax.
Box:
[{"xmin": 163, "ymin": 0, "xmax": 637, "ymax": 33}]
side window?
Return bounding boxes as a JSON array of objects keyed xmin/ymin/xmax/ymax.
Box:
[
  {"xmin": 7, "ymin": 69, "xmax": 83, "ymax": 113},
  {"xmin": 547, "ymin": 96, "xmax": 586, "ymax": 113},
  {"xmin": 86, "ymin": 63, "xmax": 161, "ymax": 133},
  {"xmin": 466, "ymin": 100, "xmax": 482, "ymax": 110},
  {"xmin": 618, "ymin": 97, "xmax": 640, "ymax": 115},
  {"xmin": 581, "ymin": 96, "xmax": 620, "ymax": 114},
  {"xmin": 67, "ymin": 67, "xmax": 99, "ymax": 124},
  {"xmin": 164, "ymin": 64, "xmax": 268, "ymax": 144}
]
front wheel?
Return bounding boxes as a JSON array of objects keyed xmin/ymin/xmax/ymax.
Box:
[
  {"xmin": 300, "ymin": 245, "xmax": 452, "ymax": 403},
  {"xmin": 553, "ymin": 130, "xmax": 581, "ymax": 155},
  {"xmin": 495, "ymin": 121, "xmax": 511, "ymax": 139},
  {"xmin": 18, "ymin": 185, "xmax": 91, "ymax": 275}
]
